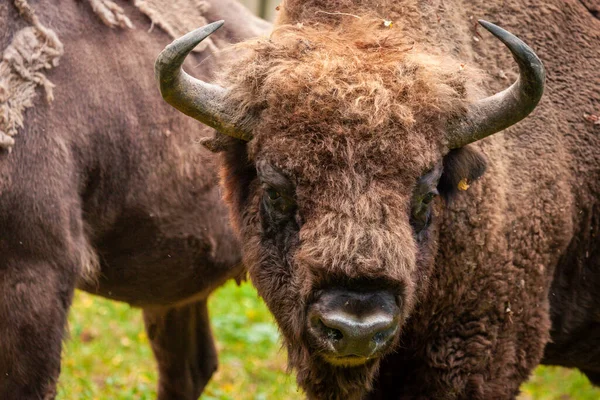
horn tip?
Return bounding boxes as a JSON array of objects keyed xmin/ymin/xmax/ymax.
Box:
[
  {"xmin": 155, "ymin": 20, "xmax": 226, "ymax": 74},
  {"xmin": 477, "ymin": 19, "xmax": 503, "ymax": 36},
  {"xmin": 174, "ymin": 20, "xmax": 226, "ymax": 49},
  {"xmin": 190, "ymin": 20, "xmax": 225, "ymax": 40},
  {"xmin": 205, "ymin": 20, "xmax": 225, "ymax": 35},
  {"xmin": 476, "ymin": 18, "xmax": 544, "ymax": 72}
]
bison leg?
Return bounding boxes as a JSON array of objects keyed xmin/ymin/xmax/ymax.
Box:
[
  {"xmin": 143, "ymin": 299, "xmax": 218, "ymax": 400},
  {"xmin": 0, "ymin": 259, "xmax": 76, "ymax": 400}
]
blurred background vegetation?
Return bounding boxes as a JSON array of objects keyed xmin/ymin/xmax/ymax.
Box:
[
  {"xmin": 58, "ymin": 283, "xmax": 600, "ymax": 399},
  {"xmin": 241, "ymin": 0, "xmax": 278, "ymax": 20},
  {"xmin": 57, "ymin": 1, "xmax": 600, "ymax": 399}
]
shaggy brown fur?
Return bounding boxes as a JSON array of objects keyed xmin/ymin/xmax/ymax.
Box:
[
  {"xmin": 87, "ymin": 0, "xmax": 134, "ymax": 28},
  {"xmin": 0, "ymin": 0, "xmax": 64, "ymax": 151},
  {"xmin": 0, "ymin": 1, "xmax": 267, "ymax": 399},
  {"xmin": 212, "ymin": 0, "xmax": 599, "ymax": 399}
]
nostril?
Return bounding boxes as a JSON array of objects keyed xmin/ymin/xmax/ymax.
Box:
[
  {"xmin": 372, "ymin": 330, "xmax": 387, "ymax": 343},
  {"xmin": 372, "ymin": 326, "xmax": 396, "ymax": 344},
  {"xmin": 318, "ymin": 319, "xmax": 344, "ymax": 341}
]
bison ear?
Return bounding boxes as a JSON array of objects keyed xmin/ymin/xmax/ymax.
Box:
[{"xmin": 438, "ymin": 145, "xmax": 487, "ymax": 201}]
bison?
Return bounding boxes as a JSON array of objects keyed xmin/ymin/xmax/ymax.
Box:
[
  {"xmin": 0, "ymin": 1, "xmax": 268, "ymax": 399},
  {"xmin": 156, "ymin": 0, "xmax": 600, "ymax": 398}
]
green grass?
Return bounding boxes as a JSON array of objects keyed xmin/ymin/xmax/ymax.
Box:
[
  {"xmin": 521, "ymin": 366, "xmax": 600, "ymax": 400},
  {"xmin": 58, "ymin": 282, "xmax": 600, "ymax": 399}
]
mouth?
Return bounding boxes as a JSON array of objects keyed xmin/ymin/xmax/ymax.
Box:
[{"xmin": 322, "ymin": 354, "xmax": 373, "ymax": 367}]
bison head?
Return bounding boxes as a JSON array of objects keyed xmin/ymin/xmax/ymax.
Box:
[{"xmin": 156, "ymin": 17, "xmax": 543, "ymax": 399}]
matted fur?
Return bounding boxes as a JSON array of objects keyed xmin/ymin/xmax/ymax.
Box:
[
  {"xmin": 134, "ymin": 0, "xmax": 218, "ymax": 52},
  {"xmin": 0, "ymin": 0, "xmax": 216, "ymax": 148},
  {"xmin": 88, "ymin": 0, "xmax": 219, "ymax": 52},
  {"xmin": 0, "ymin": 0, "xmax": 63, "ymax": 152},
  {"xmin": 87, "ymin": 0, "xmax": 133, "ymax": 28}
]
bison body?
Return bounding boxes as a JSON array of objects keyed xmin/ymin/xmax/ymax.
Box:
[
  {"xmin": 158, "ymin": 0, "xmax": 599, "ymax": 398},
  {"xmin": 0, "ymin": 1, "xmax": 267, "ymax": 399},
  {"xmin": 370, "ymin": 1, "xmax": 600, "ymax": 398}
]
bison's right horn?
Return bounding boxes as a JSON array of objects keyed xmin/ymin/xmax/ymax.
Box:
[
  {"xmin": 446, "ymin": 20, "xmax": 545, "ymax": 149},
  {"xmin": 155, "ymin": 21, "xmax": 252, "ymax": 141}
]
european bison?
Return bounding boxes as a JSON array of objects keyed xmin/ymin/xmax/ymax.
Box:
[
  {"xmin": 0, "ymin": 1, "xmax": 267, "ymax": 399},
  {"xmin": 157, "ymin": 0, "xmax": 599, "ymax": 398}
]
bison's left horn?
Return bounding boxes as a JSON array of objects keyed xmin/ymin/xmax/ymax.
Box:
[
  {"xmin": 155, "ymin": 21, "xmax": 252, "ymax": 141},
  {"xmin": 447, "ymin": 20, "xmax": 545, "ymax": 148}
]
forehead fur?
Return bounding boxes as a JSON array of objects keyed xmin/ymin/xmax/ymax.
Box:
[{"xmin": 222, "ymin": 17, "xmax": 473, "ymax": 182}]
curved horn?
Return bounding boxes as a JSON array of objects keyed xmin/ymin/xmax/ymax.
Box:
[
  {"xmin": 155, "ymin": 21, "xmax": 251, "ymax": 141},
  {"xmin": 447, "ymin": 20, "xmax": 545, "ymax": 148}
]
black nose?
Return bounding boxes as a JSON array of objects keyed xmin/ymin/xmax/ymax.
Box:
[{"xmin": 309, "ymin": 290, "xmax": 399, "ymax": 361}]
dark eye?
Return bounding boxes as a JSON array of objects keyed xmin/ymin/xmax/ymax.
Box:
[
  {"xmin": 421, "ymin": 190, "xmax": 438, "ymax": 205},
  {"xmin": 411, "ymin": 189, "xmax": 439, "ymax": 236},
  {"xmin": 265, "ymin": 187, "xmax": 281, "ymax": 200},
  {"xmin": 262, "ymin": 185, "xmax": 295, "ymax": 214},
  {"xmin": 260, "ymin": 184, "xmax": 297, "ymax": 235}
]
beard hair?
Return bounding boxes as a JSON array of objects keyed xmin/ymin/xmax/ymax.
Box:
[{"xmin": 288, "ymin": 341, "xmax": 381, "ymax": 400}]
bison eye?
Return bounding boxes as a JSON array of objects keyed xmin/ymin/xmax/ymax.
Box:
[
  {"xmin": 256, "ymin": 160, "xmax": 296, "ymax": 217},
  {"xmin": 265, "ymin": 187, "xmax": 281, "ymax": 200},
  {"xmin": 262, "ymin": 185, "xmax": 296, "ymax": 215},
  {"xmin": 422, "ymin": 191, "xmax": 437, "ymax": 205},
  {"xmin": 410, "ymin": 189, "xmax": 438, "ymax": 235}
]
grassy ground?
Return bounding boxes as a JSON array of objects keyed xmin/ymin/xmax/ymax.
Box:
[{"xmin": 58, "ymin": 281, "xmax": 599, "ymax": 399}]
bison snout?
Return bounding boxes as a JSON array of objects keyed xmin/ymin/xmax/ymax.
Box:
[{"xmin": 308, "ymin": 289, "xmax": 399, "ymax": 366}]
